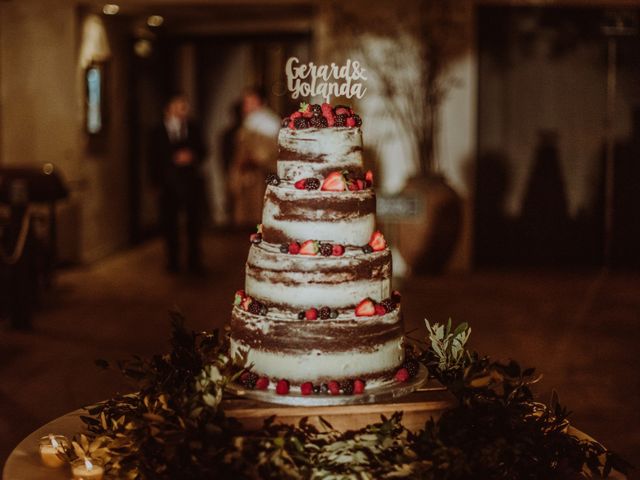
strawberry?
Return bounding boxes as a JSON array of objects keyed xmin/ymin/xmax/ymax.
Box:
[
  {"xmin": 291, "ymin": 111, "xmax": 302, "ymax": 119},
  {"xmin": 241, "ymin": 296, "xmax": 253, "ymax": 311},
  {"xmin": 374, "ymin": 304, "xmax": 386, "ymax": 316},
  {"xmin": 294, "ymin": 178, "xmax": 307, "ymax": 189},
  {"xmin": 276, "ymin": 379, "xmax": 290, "ymax": 395},
  {"xmin": 365, "ymin": 170, "xmax": 374, "ymax": 186},
  {"xmin": 325, "ymin": 114, "xmax": 335, "ymax": 127},
  {"xmin": 332, "ymin": 244, "xmax": 345, "ymax": 256},
  {"xmin": 327, "ymin": 380, "xmax": 340, "ymax": 395},
  {"xmin": 335, "ymin": 107, "xmax": 350, "ymax": 115},
  {"xmin": 348, "ymin": 182, "xmax": 358, "ymax": 191},
  {"xmin": 356, "ymin": 179, "xmax": 365, "ymax": 190},
  {"xmin": 288, "ymin": 242, "xmax": 301, "ymax": 254},
  {"xmin": 305, "ymin": 307, "xmax": 318, "ymax": 321},
  {"xmin": 303, "ymin": 110, "xmax": 314, "ymax": 118},
  {"xmin": 300, "ymin": 382, "xmax": 313, "ymax": 396},
  {"xmin": 288, "ymin": 120, "xmax": 295, "ymax": 129},
  {"xmin": 321, "ymin": 103, "xmax": 333, "ymax": 115},
  {"xmin": 395, "ymin": 368, "xmax": 409, "ymax": 383},
  {"xmin": 299, "ymin": 240, "xmax": 319, "ymax": 256},
  {"xmin": 234, "ymin": 289, "xmax": 245, "ymax": 306},
  {"xmin": 368, "ymin": 231, "xmax": 386, "ymax": 252},
  {"xmin": 353, "ymin": 379, "xmax": 366, "ymax": 394},
  {"xmin": 355, "ymin": 298, "xmax": 376, "ymax": 317},
  {"xmin": 255, "ymin": 376, "xmax": 269, "ymax": 390},
  {"xmin": 321, "ymin": 171, "xmax": 347, "ymax": 191},
  {"xmin": 346, "ymin": 117, "xmax": 356, "ymax": 127}
]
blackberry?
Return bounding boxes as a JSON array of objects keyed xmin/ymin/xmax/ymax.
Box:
[
  {"xmin": 380, "ymin": 298, "xmax": 397, "ymax": 312},
  {"xmin": 259, "ymin": 305, "xmax": 268, "ymax": 316},
  {"xmin": 330, "ymin": 309, "xmax": 339, "ymax": 319},
  {"xmin": 313, "ymin": 384, "xmax": 321, "ymax": 394},
  {"xmin": 353, "ymin": 114, "xmax": 362, "ymax": 127},
  {"xmin": 403, "ymin": 359, "xmax": 420, "ymax": 378},
  {"xmin": 280, "ymin": 243, "xmax": 290, "ymax": 253},
  {"xmin": 281, "ymin": 117, "xmax": 290, "ymax": 127},
  {"xmin": 362, "ymin": 244, "xmax": 373, "ymax": 254},
  {"xmin": 334, "ymin": 114, "xmax": 348, "ymax": 127},
  {"xmin": 311, "ymin": 104, "xmax": 322, "ymax": 115},
  {"xmin": 265, "ymin": 173, "xmax": 281, "ymax": 186},
  {"xmin": 309, "ymin": 115, "xmax": 328, "ymax": 129},
  {"xmin": 321, "ymin": 383, "xmax": 329, "ymax": 394},
  {"xmin": 298, "ymin": 311, "xmax": 306, "ymax": 320},
  {"xmin": 240, "ymin": 371, "xmax": 259, "ymax": 388},
  {"xmin": 304, "ymin": 178, "xmax": 320, "ymax": 190},
  {"xmin": 293, "ymin": 117, "xmax": 309, "ymax": 129},
  {"xmin": 319, "ymin": 306, "xmax": 331, "ymax": 319},
  {"xmin": 248, "ymin": 301, "xmax": 263, "ymax": 315},
  {"xmin": 319, "ymin": 243, "xmax": 333, "ymax": 257},
  {"xmin": 340, "ymin": 380, "xmax": 354, "ymax": 395}
]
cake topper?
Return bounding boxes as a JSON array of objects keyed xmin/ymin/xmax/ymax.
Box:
[{"xmin": 285, "ymin": 57, "xmax": 367, "ymax": 103}]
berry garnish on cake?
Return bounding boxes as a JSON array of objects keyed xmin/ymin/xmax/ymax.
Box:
[{"xmin": 286, "ymin": 103, "xmax": 363, "ymax": 130}]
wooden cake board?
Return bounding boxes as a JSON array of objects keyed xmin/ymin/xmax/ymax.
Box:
[{"xmin": 222, "ymin": 379, "xmax": 456, "ymax": 432}]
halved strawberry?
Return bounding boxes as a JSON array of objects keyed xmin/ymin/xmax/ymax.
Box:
[
  {"xmin": 294, "ymin": 179, "xmax": 307, "ymax": 190},
  {"xmin": 374, "ymin": 304, "xmax": 386, "ymax": 316},
  {"xmin": 321, "ymin": 171, "xmax": 347, "ymax": 191},
  {"xmin": 368, "ymin": 231, "xmax": 386, "ymax": 252},
  {"xmin": 356, "ymin": 179, "xmax": 365, "ymax": 190},
  {"xmin": 299, "ymin": 240, "xmax": 319, "ymax": 256},
  {"xmin": 241, "ymin": 296, "xmax": 253, "ymax": 311},
  {"xmin": 234, "ymin": 289, "xmax": 246, "ymax": 306},
  {"xmin": 288, "ymin": 242, "xmax": 301, "ymax": 254},
  {"xmin": 355, "ymin": 298, "xmax": 376, "ymax": 317},
  {"xmin": 353, "ymin": 379, "xmax": 366, "ymax": 394},
  {"xmin": 300, "ymin": 382, "xmax": 313, "ymax": 396},
  {"xmin": 332, "ymin": 244, "xmax": 345, "ymax": 256},
  {"xmin": 365, "ymin": 170, "xmax": 374, "ymax": 186}
]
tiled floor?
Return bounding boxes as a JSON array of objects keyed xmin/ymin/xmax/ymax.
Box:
[{"xmin": 1, "ymin": 231, "xmax": 639, "ymax": 472}]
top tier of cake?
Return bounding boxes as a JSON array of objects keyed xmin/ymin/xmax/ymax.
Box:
[{"xmin": 277, "ymin": 127, "xmax": 364, "ymax": 182}]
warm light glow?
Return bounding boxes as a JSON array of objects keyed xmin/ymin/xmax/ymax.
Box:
[
  {"xmin": 102, "ymin": 4, "xmax": 119, "ymax": 15},
  {"xmin": 43, "ymin": 163, "xmax": 54, "ymax": 175},
  {"xmin": 49, "ymin": 435, "xmax": 59, "ymax": 448},
  {"xmin": 147, "ymin": 15, "xmax": 164, "ymax": 27},
  {"xmin": 85, "ymin": 458, "xmax": 94, "ymax": 470}
]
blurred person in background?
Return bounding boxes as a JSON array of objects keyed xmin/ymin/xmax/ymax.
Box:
[
  {"xmin": 229, "ymin": 87, "xmax": 280, "ymax": 227},
  {"xmin": 149, "ymin": 94, "xmax": 206, "ymax": 274}
]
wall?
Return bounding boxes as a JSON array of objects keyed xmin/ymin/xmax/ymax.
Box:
[{"xmin": 0, "ymin": 1, "xmax": 131, "ymax": 263}]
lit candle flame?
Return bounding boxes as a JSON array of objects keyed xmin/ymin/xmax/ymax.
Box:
[
  {"xmin": 85, "ymin": 458, "xmax": 93, "ymax": 471},
  {"xmin": 49, "ymin": 435, "xmax": 59, "ymax": 449}
]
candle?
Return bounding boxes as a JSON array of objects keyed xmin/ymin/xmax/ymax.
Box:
[
  {"xmin": 38, "ymin": 435, "xmax": 68, "ymax": 468},
  {"xmin": 71, "ymin": 458, "xmax": 104, "ymax": 480}
]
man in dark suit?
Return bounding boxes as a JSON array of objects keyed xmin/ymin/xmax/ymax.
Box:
[{"xmin": 149, "ymin": 94, "xmax": 206, "ymax": 274}]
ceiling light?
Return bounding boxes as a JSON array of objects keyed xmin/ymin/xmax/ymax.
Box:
[
  {"xmin": 102, "ymin": 4, "xmax": 119, "ymax": 15},
  {"xmin": 147, "ymin": 15, "xmax": 164, "ymax": 27}
]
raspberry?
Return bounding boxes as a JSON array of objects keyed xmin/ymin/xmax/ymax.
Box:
[
  {"xmin": 304, "ymin": 178, "xmax": 320, "ymax": 190},
  {"xmin": 334, "ymin": 114, "xmax": 347, "ymax": 127},
  {"xmin": 310, "ymin": 115, "xmax": 328, "ymax": 129},
  {"xmin": 311, "ymin": 104, "xmax": 322, "ymax": 115},
  {"xmin": 265, "ymin": 173, "xmax": 280, "ymax": 186},
  {"xmin": 280, "ymin": 243, "xmax": 289, "ymax": 253},
  {"xmin": 327, "ymin": 380, "xmax": 340, "ymax": 395},
  {"xmin": 319, "ymin": 243, "xmax": 333, "ymax": 257},
  {"xmin": 340, "ymin": 380, "xmax": 354, "ymax": 395},
  {"xmin": 288, "ymin": 242, "xmax": 301, "ymax": 254},
  {"xmin": 276, "ymin": 379, "xmax": 290, "ymax": 395},
  {"xmin": 332, "ymin": 244, "xmax": 345, "ymax": 256},
  {"xmin": 380, "ymin": 298, "xmax": 397, "ymax": 312},
  {"xmin": 353, "ymin": 379, "xmax": 366, "ymax": 394},
  {"xmin": 319, "ymin": 306, "xmax": 331, "ymax": 319},
  {"xmin": 403, "ymin": 359, "xmax": 420, "ymax": 378},
  {"xmin": 395, "ymin": 368, "xmax": 410, "ymax": 383},
  {"xmin": 305, "ymin": 308, "xmax": 318, "ymax": 321},
  {"xmin": 255, "ymin": 376, "xmax": 269, "ymax": 390},
  {"xmin": 374, "ymin": 304, "xmax": 386, "ymax": 316},
  {"xmin": 346, "ymin": 117, "xmax": 356, "ymax": 127},
  {"xmin": 281, "ymin": 117, "xmax": 290, "ymax": 127},
  {"xmin": 248, "ymin": 301, "xmax": 263, "ymax": 315},
  {"xmin": 362, "ymin": 244, "xmax": 373, "ymax": 254},
  {"xmin": 240, "ymin": 371, "xmax": 258, "ymax": 389},
  {"xmin": 300, "ymin": 382, "xmax": 313, "ymax": 396},
  {"xmin": 294, "ymin": 117, "xmax": 309, "ymax": 129}
]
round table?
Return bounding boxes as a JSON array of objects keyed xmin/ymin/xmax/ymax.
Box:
[{"xmin": 2, "ymin": 410, "xmax": 627, "ymax": 480}]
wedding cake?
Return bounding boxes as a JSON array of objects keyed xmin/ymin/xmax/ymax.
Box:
[{"xmin": 230, "ymin": 103, "xmax": 416, "ymax": 396}]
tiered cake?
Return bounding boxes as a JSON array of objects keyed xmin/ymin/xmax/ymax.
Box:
[{"xmin": 230, "ymin": 103, "xmax": 407, "ymax": 396}]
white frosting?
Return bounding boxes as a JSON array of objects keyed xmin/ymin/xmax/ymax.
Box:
[
  {"xmin": 230, "ymin": 336, "xmax": 404, "ymax": 383},
  {"xmin": 277, "ymin": 127, "xmax": 363, "ymax": 181}
]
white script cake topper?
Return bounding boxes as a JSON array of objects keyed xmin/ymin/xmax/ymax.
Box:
[{"xmin": 285, "ymin": 57, "xmax": 367, "ymax": 103}]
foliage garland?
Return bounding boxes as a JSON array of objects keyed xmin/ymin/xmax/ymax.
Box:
[{"xmin": 57, "ymin": 311, "xmax": 631, "ymax": 479}]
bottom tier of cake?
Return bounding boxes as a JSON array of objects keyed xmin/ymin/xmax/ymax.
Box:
[{"xmin": 229, "ymin": 306, "xmax": 405, "ymax": 389}]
